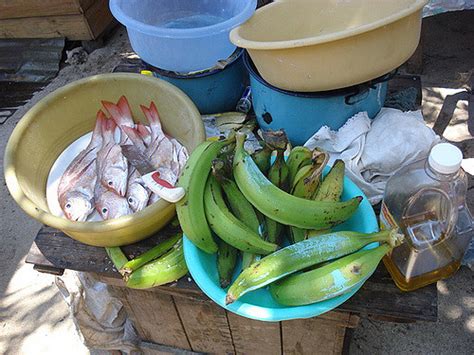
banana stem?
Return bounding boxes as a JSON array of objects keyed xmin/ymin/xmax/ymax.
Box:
[
  {"xmin": 261, "ymin": 129, "xmax": 288, "ymax": 151},
  {"xmin": 105, "ymin": 247, "xmax": 128, "ymax": 273},
  {"xmin": 356, "ymin": 229, "xmax": 404, "ymax": 247},
  {"xmin": 251, "ymin": 144, "xmax": 273, "ymax": 174},
  {"xmin": 212, "ymin": 158, "xmax": 232, "ymax": 183},
  {"xmin": 120, "ymin": 233, "xmax": 182, "ymax": 277}
]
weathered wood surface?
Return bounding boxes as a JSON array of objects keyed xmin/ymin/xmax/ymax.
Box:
[
  {"xmin": 105, "ymin": 276, "xmax": 357, "ymax": 355},
  {"xmin": 27, "ymin": 225, "xmax": 438, "ymax": 322},
  {"xmin": 282, "ymin": 318, "xmax": 347, "ymax": 355},
  {"xmin": 0, "ymin": 0, "xmax": 95, "ymax": 19},
  {"xmin": 0, "ymin": 15, "xmax": 90, "ymax": 40},
  {"xmin": 83, "ymin": 0, "xmax": 115, "ymax": 40},
  {"xmin": 226, "ymin": 312, "xmax": 281, "ymax": 355},
  {"xmin": 114, "ymin": 287, "xmax": 192, "ymax": 351},
  {"xmin": 173, "ymin": 296, "xmax": 235, "ymax": 354},
  {"xmin": 0, "ymin": 0, "xmax": 113, "ymax": 40}
]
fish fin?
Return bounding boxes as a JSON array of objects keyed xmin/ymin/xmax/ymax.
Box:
[{"xmin": 121, "ymin": 126, "xmax": 147, "ymax": 152}]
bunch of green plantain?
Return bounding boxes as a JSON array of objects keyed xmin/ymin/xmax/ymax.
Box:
[
  {"xmin": 174, "ymin": 129, "xmax": 368, "ymax": 292},
  {"xmin": 105, "ymin": 228, "xmax": 188, "ymax": 289}
]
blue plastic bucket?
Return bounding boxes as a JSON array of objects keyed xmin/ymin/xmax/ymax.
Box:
[
  {"xmin": 150, "ymin": 49, "xmax": 248, "ymax": 114},
  {"xmin": 110, "ymin": 0, "xmax": 257, "ymax": 72},
  {"xmin": 244, "ymin": 52, "xmax": 391, "ymax": 145}
]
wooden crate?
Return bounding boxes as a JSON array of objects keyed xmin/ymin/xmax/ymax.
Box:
[
  {"xmin": 0, "ymin": 0, "xmax": 114, "ymax": 40},
  {"xmin": 100, "ymin": 275, "xmax": 360, "ymax": 355},
  {"xmin": 26, "ymin": 224, "xmax": 438, "ymax": 354}
]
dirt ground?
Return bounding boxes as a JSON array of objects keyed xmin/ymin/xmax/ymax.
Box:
[{"xmin": 0, "ymin": 11, "xmax": 473, "ymax": 355}]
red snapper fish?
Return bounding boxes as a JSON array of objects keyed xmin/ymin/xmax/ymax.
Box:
[
  {"xmin": 58, "ymin": 111, "xmax": 103, "ymax": 221},
  {"xmin": 96, "ymin": 115, "xmax": 128, "ymax": 196},
  {"xmin": 95, "ymin": 181, "xmax": 132, "ymax": 220},
  {"xmin": 140, "ymin": 102, "xmax": 175, "ymax": 169},
  {"xmin": 120, "ymin": 126, "xmax": 151, "ymax": 212}
]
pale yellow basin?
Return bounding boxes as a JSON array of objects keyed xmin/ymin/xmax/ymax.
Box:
[
  {"xmin": 230, "ymin": 0, "xmax": 428, "ymax": 92},
  {"xmin": 4, "ymin": 73, "xmax": 205, "ymax": 247}
]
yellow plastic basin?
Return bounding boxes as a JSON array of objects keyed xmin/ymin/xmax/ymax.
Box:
[
  {"xmin": 230, "ymin": 0, "xmax": 428, "ymax": 92},
  {"xmin": 4, "ymin": 73, "xmax": 205, "ymax": 247}
]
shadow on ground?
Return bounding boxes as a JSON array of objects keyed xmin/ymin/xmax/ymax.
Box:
[{"xmin": 0, "ymin": 27, "xmax": 133, "ymax": 354}]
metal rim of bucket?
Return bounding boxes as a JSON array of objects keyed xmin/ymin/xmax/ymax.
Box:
[
  {"xmin": 147, "ymin": 48, "xmax": 244, "ymax": 79},
  {"xmin": 243, "ymin": 50, "xmax": 394, "ymax": 99}
]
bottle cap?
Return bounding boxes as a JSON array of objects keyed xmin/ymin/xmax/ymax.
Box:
[{"xmin": 428, "ymin": 143, "xmax": 463, "ymax": 174}]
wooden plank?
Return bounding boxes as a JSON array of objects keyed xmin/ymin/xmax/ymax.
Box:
[
  {"xmin": 139, "ymin": 340, "xmax": 204, "ymax": 355},
  {"xmin": 94, "ymin": 274, "xmax": 207, "ymax": 303},
  {"xmin": 113, "ymin": 287, "xmax": 192, "ymax": 351},
  {"xmin": 227, "ymin": 312, "xmax": 281, "ymax": 355},
  {"xmin": 77, "ymin": 0, "xmax": 97, "ymax": 12},
  {"xmin": 282, "ymin": 318, "xmax": 347, "ymax": 355},
  {"xmin": 0, "ymin": 0, "xmax": 82, "ymax": 19},
  {"xmin": 27, "ymin": 225, "xmax": 438, "ymax": 322},
  {"xmin": 0, "ymin": 14, "xmax": 91, "ymax": 40},
  {"xmin": 173, "ymin": 296, "xmax": 235, "ymax": 354},
  {"xmin": 26, "ymin": 224, "xmax": 182, "ymax": 276},
  {"xmin": 83, "ymin": 0, "xmax": 115, "ymax": 40}
]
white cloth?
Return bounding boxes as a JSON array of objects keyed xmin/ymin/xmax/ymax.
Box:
[
  {"xmin": 304, "ymin": 108, "xmax": 440, "ymax": 204},
  {"xmin": 423, "ymin": 0, "xmax": 474, "ymax": 17},
  {"xmin": 55, "ymin": 271, "xmax": 140, "ymax": 353}
]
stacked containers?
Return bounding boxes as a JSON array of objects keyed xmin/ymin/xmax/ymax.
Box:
[
  {"xmin": 110, "ymin": 0, "xmax": 257, "ymax": 113},
  {"xmin": 230, "ymin": 0, "xmax": 427, "ymax": 145}
]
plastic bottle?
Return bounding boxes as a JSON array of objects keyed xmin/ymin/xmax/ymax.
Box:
[{"xmin": 380, "ymin": 143, "xmax": 473, "ymax": 291}]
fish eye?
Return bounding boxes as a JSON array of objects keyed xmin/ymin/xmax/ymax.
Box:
[
  {"xmin": 102, "ymin": 208, "xmax": 108, "ymax": 214},
  {"xmin": 65, "ymin": 203, "xmax": 71, "ymax": 209},
  {"xmin": 107, "ymin": 181, "xmax": 113, "ymax": 186},
  {"xmin": 128, "ymin": 197, "xmax": 134, "ymax": 204}
]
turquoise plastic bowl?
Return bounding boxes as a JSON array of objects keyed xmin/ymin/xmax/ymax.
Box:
[{"xmin": 183, "ymin": 167, "xmax": 378, "ymax": 322}]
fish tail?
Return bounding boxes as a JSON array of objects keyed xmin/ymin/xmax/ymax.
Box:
[
  {"xmin": 141, "ymin": 102, "xmax": 162, "ymax": 130},
  {"xmin": 136, "ymin": 123, "xmax": 151, "ymax": 141},
  {"xmin": 99, "ymin": 114, "xmax": 112, "ymax": 143},
  {"xmin": 117, "ymin": 96, "xmax": 133, "ymax": 122},
  {"xmin": 139, "ymin": 104, "xmax": 151, "ymax": 125},
  {"xmin": 93, "ymin": 110, "xmax": 106, "ymax": 140},
  {"xmin": 107, "ymin": 117, "xmax": 117, "ymax": 132},
  {"xmin": 121, "ymin": 126, "xmax": 147, "ymax": 152},
  {"xmin": 102, "ymin": 99, "xmax": 134, "ymax": 128},
  {"xmin": 148, "ymin": 102, "xmax": 162, "ymax": 128}
]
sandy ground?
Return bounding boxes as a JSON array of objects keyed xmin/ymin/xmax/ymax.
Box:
[
  {"xmin": 0, "ymin": 30, "xmax": 132, "ymax": 355},
  {"xmin": 0, "ymin": 11, "xmax": 473, "ymax": 355}
]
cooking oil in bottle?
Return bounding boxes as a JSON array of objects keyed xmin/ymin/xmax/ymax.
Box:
[{"xmin": 380, "ymin": 143, "xmax": 473, "ymax": 291}]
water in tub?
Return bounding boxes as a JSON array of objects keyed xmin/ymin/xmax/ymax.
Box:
[{"xmin": 161, "ymin": 12, "xmax": 226, "ymax": 29}]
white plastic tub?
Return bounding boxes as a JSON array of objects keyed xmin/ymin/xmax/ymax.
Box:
[{"xmin": 110, "ymin": 0, "xmax": 257, "ymax": 72}]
